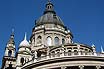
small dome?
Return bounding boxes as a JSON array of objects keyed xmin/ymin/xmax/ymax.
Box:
[{"xmin": 19, "ymin": 33, "xmax": 30, "ymax": 47}]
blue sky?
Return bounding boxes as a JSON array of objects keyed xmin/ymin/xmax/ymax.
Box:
[{"xmin": 0, "ymin": 0, "xmax": 104, "ymax": 67}]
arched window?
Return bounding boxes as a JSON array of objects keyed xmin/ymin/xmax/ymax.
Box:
[
  {"xmin": 74, "ymin": 50, "xmax": 78, "ymax": 55},
  {"xmin": 47, "ymin": 36, "xmax": 52, "ymax": 46},
  {"xmin": 51, "ymin": 51, "xmax": 55, "ymax": 57},
  {"xmin": 21, "ymin": 57, "xmax": 24, "ymax": 65},
  {"xmin": 62, "ymin": 38, "xmax": 65, "ymax": 44},
  {"xmin": 8, "ymin": 50, "xmax": 12, "ymax": 57},
  {"xmin": 80, "ymin": 51, "xmax": 83, "ymax": 55},
  {"xmin": 57, "ymin": 49, "xmax": 60, "ymax": 57},
  {"xmin": 37, "ymin": 36, "xmax": 42, "ymax": 44},
  {"xmin": 37, "ymin": 50, "xmax": 41, "ymax": 58},
  {"xmin": 68, "ymin": 50, "xmax": 71, "ymax": 56},
  {"xmin": 54, "ymin": 37, "xmax": 59, "ymax": 45}
]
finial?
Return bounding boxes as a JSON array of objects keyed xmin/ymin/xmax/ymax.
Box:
[
  {"xmin": 11, "ymin": 28, "xmax": 14, "ymax": 36},
  {"xmin": 12, "ymin": 28, "xmax": 14, "ymax": 33},
  {"xmin": 101, "ymin": 46, "xmax": 104, "ymax": 53},
  {"xmin": 48, "ymin": 0, "xmax": 51, "ymax": 2},
  {"xmin": 47, "ymin": 0, "xmax": 51, "ymax": 4},
  {"xmin": 92, "ymin": 44, "xmax": 95, "ymax": 47},
  {"xmin": 24, "ymin": 32, "xmax": 27, "ymax": 40}
]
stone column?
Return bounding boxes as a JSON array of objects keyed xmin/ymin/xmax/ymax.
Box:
[
  {"xmin": 35, "ymin": 51, "xmax": 37, "ymax": 58},
  {"xmin": 96, "ymin": 66, "xmax": 101, "ymax": 69},
  {"xmin": 77, "ymin": 45, "xmax": 81, "ymax": 55},
  {"xmin": 79, "ymin": 65, "xmax": 84, "ymax": 69},
  {"xmin": 72, "ymin": 49, "xmax": 74, "ymax": 56},
  {"xmin": 61, "ymin": 66, "xmax": 67, "ymax": 69},
  {"xmin": 61, "ymin": 46, "xmax": 65, "ymax": 57},
  {"xmin": 47, "ymin": 47, "xmax": 50, "ymax": 59}
]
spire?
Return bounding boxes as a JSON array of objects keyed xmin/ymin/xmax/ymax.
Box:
[
  {"xmin": 101, "ymin": 46, "xmax": 104, "ymax": 53},
  {"xmin": 44, "ymin": 0, "xmax": 56, "ymax": 14},
  {"xmin": 19, "ymin": 32, "xmax": 30, "ymax": 47},
  {"xmin": 8, "ymin": 29, "xmax": 15, "ymax": 44},
  {"xmin": 24, "ymin": 32, "xmax": 27, "ymax": 40}
]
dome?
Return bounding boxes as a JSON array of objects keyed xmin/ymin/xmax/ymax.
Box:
[
  {"xmin": 36, "ymin": 13, "xmax": 64, "ymax": 26},
  {"xmin": 35, "ymin": 1, "xmax": 64, "ymax": 27},
  {"xmin": 19, "ymin": 33, "xmax": 30, "ymax": 47}
]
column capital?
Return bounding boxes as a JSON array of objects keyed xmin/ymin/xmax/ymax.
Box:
[
  {"xmin": 61, "ymin": 66, "xmax": 67, "ymax": 69},
  {"xmin": 79, "ymin": 65, "xmax": 84, "ymax": 69},
  {"xmin": 96, "ymin": 66, "xmax": 101, "ymax": 69}
]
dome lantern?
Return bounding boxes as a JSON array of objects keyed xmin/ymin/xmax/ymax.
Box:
[{"xmin": 44, "ymin": 0, "xmax": 56, "ymax": 14}]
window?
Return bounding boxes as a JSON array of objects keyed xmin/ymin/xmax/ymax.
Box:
[
  {"xmin": 37, "ymin": 36, "xmax": 42, "ymax": 44},
  {"xmin": 68, "ymin": 50, "xmax": 71, "ymax": 56},
  {"xmin": 74, "ymin": 50, "xmax": 78, "ymax": 55},
  {"xmin": 8, "ymin": 50, "xmax": 12, "ymax": 57},
  {"xmin": 54, "ymin": 37, "xmax": 59, "ymax": 45},
  {"xmin": 51, "ymin": 51, "xmax": 55, "ymax": 57},
  {"xmin": 47, "ymin": 36, "xmax": 52, "ymax": 46},
  {"xmin": 21, "ymin": 57, "xmax": 24, "ymax": 65},
  {"xmin": 37, "ymin": 50, "xmax": 41, "ymax": 57},
  {"xmin": 47, "ymin": 6, "xmax": 50, "ymax": 9},
  {"xmin": 62, "ymin": 38, "xmax": 65, "ymax": 44}
]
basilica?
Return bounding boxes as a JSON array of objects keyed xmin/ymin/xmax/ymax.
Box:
[{"xmin": 1, "ymin": 0, "xmax": 104, "ymax": 69}]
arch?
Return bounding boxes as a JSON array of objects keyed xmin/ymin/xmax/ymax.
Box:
[
  {"xmin": 37, "ymin": 35, "xmax": 42, "ymax": 44},
  {"xmin": 56, "ymin": 49, "xmax": 60, "ymax": 57},
  {"xmin": 68, "ymin": 50, "xmax": 71, "ymax": 56},
  {"xmin": 21, "ymin": 57, "xmax": 24, "ymax": 65},
  {"xmin": 47, "ymin": 6, "xmax": 50, "ymax": 9},
  {"xmin": 6, "ymin": 63, "xmax": 13, "ymax": 69},
  {"xmin": 47, "ymin": 36, "xmax": 52, "ymax": 46},
  {"xmin": 74, "ymin": 50, "xmax": 78, "ymax": 55},
  {"xmin": 8, "ymin": 50, "xmax": 12, "ymax": 57},
  {"xmin": 37, "ymin": 50, "xmax": 41, "ymax": 58},
  {"xmin": 54, "ymin": 37, "xmax": 59, "ymax": 45},
  {"xmin": 51, "ymin": 51, "xmax": 55, "ymax": 57},
  {"xmin": 80, "ymin": 51, "xmax": 83, "ymax": 55},
  {"xmin": 85, "ymin": 49, "xmax": 88, "ymax": 55},
  {"xmin": 62, "ymin": 38, "xmax": 65, "ymax": 44}
]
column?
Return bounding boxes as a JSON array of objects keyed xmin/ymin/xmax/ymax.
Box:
[
  {"xmin": 61, "ymin": 46, "xmax": 65, "ymax": 57},
  {"xmin": 79, "ymin": 65, "xmax": 84, "ymax": 69},
  {"xmin": 72, "ymin": 49, "xmax": 74, "ymax": 56},
  {"xmin": 35, "ymin": 51, "xmax": 37, "ymax": 58},
  {"xmin": 96, "ymin": 66, "xmax": 101, "ymax": 69},
  {"xmin": 47, "ymin": 47, "xmax": 50, "ymax": 59},
  {"xmin": 61, "ymin": 66, "xmax": 67, "ymax": 69},
  {"xmin": 77, "ymin": 45, "xmax": 81, "ymax": 55}
]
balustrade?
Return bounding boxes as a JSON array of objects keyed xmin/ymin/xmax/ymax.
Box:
[{"xmin": 23, "ymin": 51, "xmax": 104, "ymax": 66}]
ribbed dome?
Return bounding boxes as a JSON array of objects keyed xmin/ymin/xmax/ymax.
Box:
[
  {"xmin": 35, "ymin": 1, "xmax": 64, "ymax": 26},
  {"xmin": 19, "ymin": 33, "xmax": 30, "ymax": 47},
  {"xmin": 36, "ymin": 13, "xmax": 64, "ymax": 26}
]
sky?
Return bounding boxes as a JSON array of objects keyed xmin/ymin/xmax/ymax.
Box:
[{"xmin": 0, "ymin": 0, "xmax": 104, "ymax": 67}]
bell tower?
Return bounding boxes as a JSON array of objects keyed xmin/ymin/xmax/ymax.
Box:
[
  {"xmin": 1, "ymin": 29, "xmax": 16, "ymax": 69},
  {"xmin": 4, "ymin": 29, "xmax": 15, "ymax": 57}
]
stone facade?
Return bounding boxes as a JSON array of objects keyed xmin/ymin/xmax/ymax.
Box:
[{"xmin": 1, "ymin": 1, "xmax": 104, "ymax": 69}]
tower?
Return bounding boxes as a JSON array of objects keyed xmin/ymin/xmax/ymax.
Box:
[
  {"xmin": 16, "ymin": 33, "xmax": 31, "ymax": 69},
  {"xmin": 1, "ymin": 30, "xmax": 16, "ymax": 69}
]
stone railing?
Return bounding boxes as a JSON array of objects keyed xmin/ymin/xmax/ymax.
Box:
[{"xmin": 23, "ymin": 52, "xmax": 104, "ymax": 67}]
